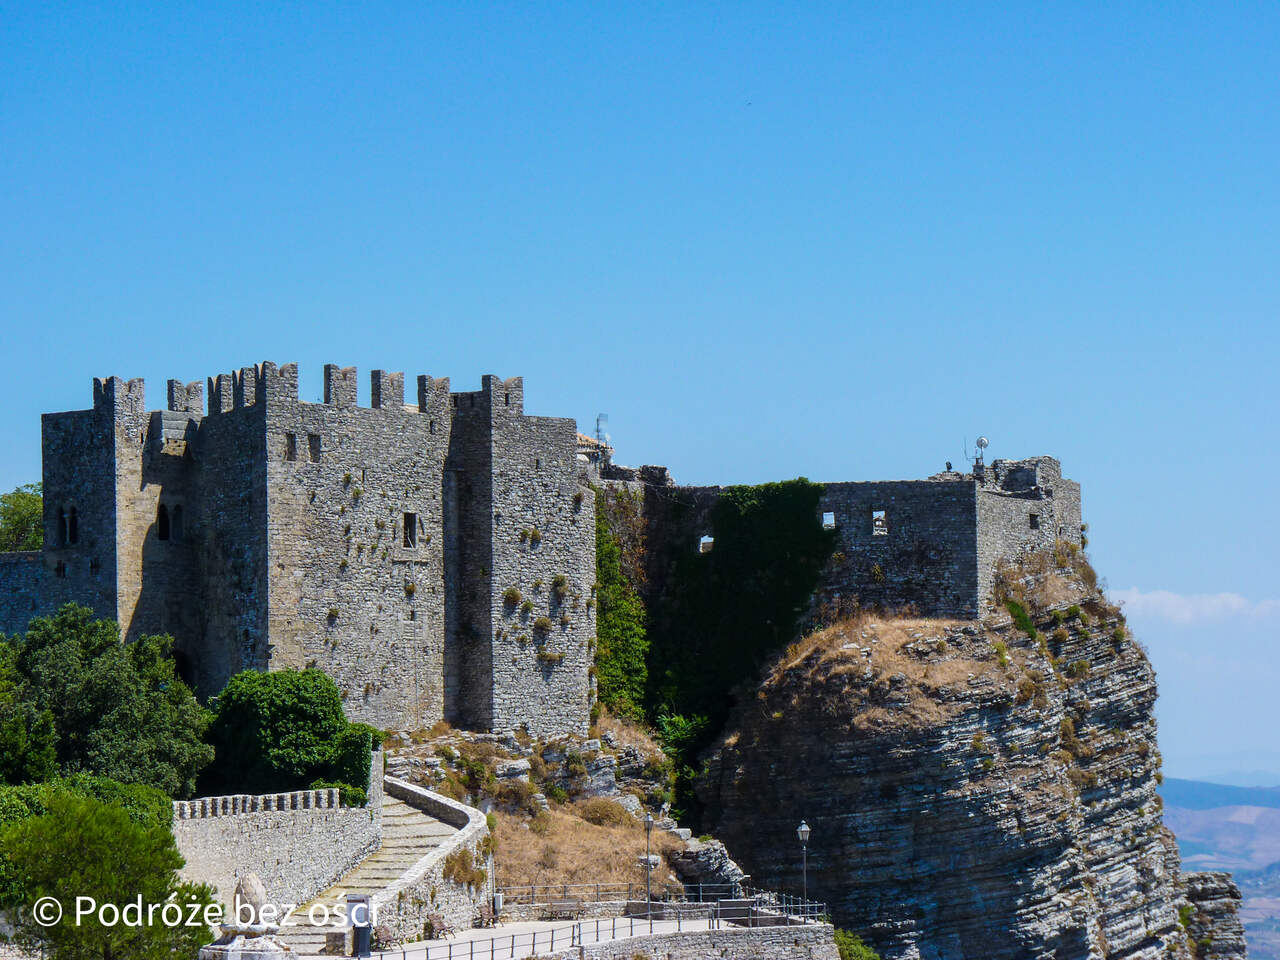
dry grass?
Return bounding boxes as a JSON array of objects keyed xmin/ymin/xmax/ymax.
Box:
[
  {"xmin": 493, "ymin": 808, "xmax": 683, "ymax": 892},
  {"xmin": 595, "ymin": 708, "xmax": 665, "ymax": 761}
]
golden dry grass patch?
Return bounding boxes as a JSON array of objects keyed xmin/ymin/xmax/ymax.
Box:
[{"xmin": 493, "ymin": 808, "xmax": 684, "ymax": 891}]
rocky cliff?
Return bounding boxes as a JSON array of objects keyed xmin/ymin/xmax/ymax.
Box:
[{"xmin": 698, "ymin": 551, "xmax": 1247, "ymax": 960}]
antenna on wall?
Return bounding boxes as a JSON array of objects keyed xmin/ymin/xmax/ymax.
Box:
[{"xmin": 974, "ymin": 435, "xmax": 989, "ymax": 467}]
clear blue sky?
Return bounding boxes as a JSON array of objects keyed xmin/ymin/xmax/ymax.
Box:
[{"xmin": 2, "ymin": 2, "xmax": 1277, "ymax": 780}]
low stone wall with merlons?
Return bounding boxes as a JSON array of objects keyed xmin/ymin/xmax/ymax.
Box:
[
  {"xmin": 173, "ymin": 773, "xmax": 383, "ymax": 910},
  {"xmin": 540, "ymin": 923, "xmax": 838, "ymax": 960},
  {"xmin": 371, "ymin": 778, "xmax": 491, "ymax": 943}
]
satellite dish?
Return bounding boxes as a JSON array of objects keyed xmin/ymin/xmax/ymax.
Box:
[{"xmin": 976, "ymin": 437, "xmax": 989, "ymax": 450}]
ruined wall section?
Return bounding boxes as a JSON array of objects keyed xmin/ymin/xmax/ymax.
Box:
[
  {"xmin": 485, "ymin": 376, "xmax": 594, "ymax": 737},
  {"xmin": 443, "ymin": 385, "xmax": 495, "ymax": 729},
  {"xmin": 815, "ymin": 480, "xmax": 980, "ymax": 617},
  {"xmin": 975, "ymin": 457, "xmax": 1083, "ymax": 609},
  {"xmin": 263, "ymin": 364, "xmax": 453, "ymax": 730}
]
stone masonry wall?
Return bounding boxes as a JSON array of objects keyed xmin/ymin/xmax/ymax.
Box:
[
  {"xmin": 173, "ymin": 769, "xmax": 383, "ymax": 910},
  {"xmin": 536, "ymin": 923, "xmax": 838, "ymax": 960},
  {"xmin": 816, "ymin": 479, "xmax": 980, "ymax": 617},
  {"xmin": 372, "ymin": 777, "xmax": 490, "ymax": 940},
  {"xmin": 487, "ymin": 376, "xmax": 594, "ymax": 738},
  {"xmin": 262, "ymin": 364, "xmax": 453, "ymax": 730},
  {"xmin": 975, "ymin": 457, "xmax": 1082, "ymax": 610}
]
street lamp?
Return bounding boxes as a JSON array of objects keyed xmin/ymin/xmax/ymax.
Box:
[
  {"xmin": 796, "ymin": 820, "xmax": 811, "ymax": 904},
  {"xmin": 644, "ymin": 812, "xmax": 654, "ymax": 915}
]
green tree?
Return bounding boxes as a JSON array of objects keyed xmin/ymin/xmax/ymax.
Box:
[
  {"xmin": 1, "ymin": 791, "xmax": 215, "ymax": 960},
  {"xmin": 13, "ymin": 605, "xmax": 212, "ymax": 797},
  {"xmin": 202, "ymin": 668, "xmax": 372, "ymax": 799},
  {"xmin": 0, "ymin": 483, "xmax": 42, "ymax": 552},
  {"xmin": 594, "ymin": 491, "xmax": 648, "ymax": 718},
  {"xmin": 0, "ymin": 644, "xmax": 57, "ymax": 785}
]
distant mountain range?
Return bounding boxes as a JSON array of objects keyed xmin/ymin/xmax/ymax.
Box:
[
  {"xmin": 1162, "ymin": 777, "xmax": 1280, "ymax": 811},
  {"xmin": 1162, "ymin": 778, "xmax": 1280, "ymax": 960}
]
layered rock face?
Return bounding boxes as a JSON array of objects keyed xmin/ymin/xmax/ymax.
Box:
[{"xmin": 698, "ymin": 571, "xmax": 1247, "ymax": 960}]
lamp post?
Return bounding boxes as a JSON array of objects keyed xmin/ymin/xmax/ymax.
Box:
[
  {"xmin": 644, "ymin": 812, "xmax": 654, "ymax": 915},
  {"xmin": 797, "ymin": 820, "xmax": 810, "ymax": 905}
]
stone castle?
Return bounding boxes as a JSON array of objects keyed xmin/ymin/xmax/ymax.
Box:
[{"xmin": 0, "ymin": 361, "xmax": 1082, "ymax": 734}]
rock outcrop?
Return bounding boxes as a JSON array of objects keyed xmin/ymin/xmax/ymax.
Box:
[{"xmin": 698, "ymin": 569, "xmax": 1248, "ymax": 960}]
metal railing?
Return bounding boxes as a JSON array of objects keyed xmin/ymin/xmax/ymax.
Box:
[{"xmin": 370, "ymin": 903, "xmax": 829, "ymax": 960}]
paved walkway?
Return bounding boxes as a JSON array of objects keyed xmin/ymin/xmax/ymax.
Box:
[{"xmin": 300, "ymin": 916, "xmax": 719, "ymax": 960}]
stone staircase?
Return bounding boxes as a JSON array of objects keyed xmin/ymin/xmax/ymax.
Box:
[{"xmin": 279, "ymin": 789, "xmax": 458, "ymax": 955}]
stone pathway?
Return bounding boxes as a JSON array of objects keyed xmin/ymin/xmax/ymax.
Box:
[{"xmin": 279, "ymin": 791, "xmax": 457, "ymax": 955}]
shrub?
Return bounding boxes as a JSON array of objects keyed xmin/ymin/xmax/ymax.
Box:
[
  {"xmin": 520, "ymin": 600, "xmax": 534, "ymax": 616},
  {"xmin": 545, "ymin": 784, "xmax": 568, "ymax": 804},
  {"xmin": 1052, "ymin": 626, "xmax": 1070, "ymax": 645},
  {"xmin": 992, "ymin": 641, "xmax": 1009, "ymax": 667},
  {"xmin": 536, "ymin": 650, "xmax": 565, "ymax": 664},
  {"xmin": 870, "ymin": 563, "xmax": 886, "ymax": 584},
  {"xmin": 1005, "ymin": 600, "xmax": 1036, "ymax": 638},
  {"xmin": 201, "ymin": 669, "xmax": 371, "ymax": 797},
  {"xmin": 1065, "ymin": 660, "xmax": 1091, "ymax": 680},
  {"xmin": 529, "ymin": 529, "xmax": 543, "ymax": 547},
  {"xmin": 442, "ymin": 847, "xmax": 486, "ymax": 888},
  {"xmin": 834, "ymin": 929, "xmax": 882, "ymax": 960},
  {"xmin": 533, "ymin": 617, "xmax": 554, "ymax": 634},
  {"xmin": 503, "ymin": 587, "xmax": 522, "ymax": 607},
  {"xmin": 1111, "ymin": 626, "xmax": 1126, "ymax": 645},
  {"xmin": 552, "ymin": 574, "xmax": 570, "ymax": 599},
  {"xmin": 579, "ymin": 798, "xmax": 632, "ymax": 827}
]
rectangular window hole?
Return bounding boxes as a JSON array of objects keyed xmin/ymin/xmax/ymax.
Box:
[
  {"xmin": 821, "ymin": 511, "xmax": 836, "ymax": 530},
  {"xmin": 698, "ymin": 534, "xmax": 714, "ymax": 553},
  {"xmin": 285, "ymin": 433, "xmax": 298, "ymax": 462},
  {"xmin": 872, "ymin": 509, "xmax": 887, "ymax": 535},
  {"xmin": 403, "ymin": 513, "xmax": 418, "ymax": 548},
  {"xmin": 308, "ymin": 434, "xmax": 321, "ymax": 463},
  {"xmin": 1029, "ymin": 513, "xmax": 1040, "ymax": 530}
]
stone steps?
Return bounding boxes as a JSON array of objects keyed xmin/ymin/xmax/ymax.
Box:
[{"xmin": 278, "ymin": 792, "xmax": 455, "ymax": 954}]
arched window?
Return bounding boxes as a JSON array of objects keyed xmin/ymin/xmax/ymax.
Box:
[
  {"xmin": 57, "ymin": 508, "xmax": 68, "ymax": 547},
  {"xmin": 68, "ymin": 507, "xmax": 79, "ymax": 545},
  {"xmin": 157, "ymin": 504, "xmax": 170, "ymax": 541},
  {"xmin": 171, "ymin": 505, "xmax": 183, "ymax": 543}
]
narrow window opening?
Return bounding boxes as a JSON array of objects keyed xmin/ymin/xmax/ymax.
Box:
[
  {"xmin": 157, "ymin": 504, "xmax": 170, "ymax": 541},
  {"xmin": 57, "ymin": 508, "xmax": 67, "ymax": 547},
  {"xmin": 469, "ymin": 395, "xmax": 475, "ymax": 407},
  {"xmin": 172, "ymin": 505, "xmax": 184, "ymax": 542},
  {"xmin": 535, "ymin": 458, "xmax": 542, "ymax": 470},
  {"xmin": 1029, "ymin": 513, "xmax": 1040, "ymax": 530},
  {"xmin": 403, "ymin": 513, "xmax": 418, "ymax": 548},
  {"xmin": 698, "ymin": 534, "xmax": 715, "ymax": 553},
  {"xmin": 89, "ymin": 557, "xmax": 100, "ymax": 575},
  {"xmin": 821, "ymin": 511, "xmax": 836, "ymax": 530},
  {"xmin": 872, "ymin": 508, "xmax": 888, "ymax": 535},
  {"xmin": 430, "ymin": 420, "xmax": 437, "ymax": 435},
  {"xmin": 285, "ymin": 433, "xmax": 298, "ymax": 461},
  {"xmin": 308, "ymin": 434, "xmax": 321, "ymax": 463},
  {"xmin": 55, "ymin": 561, "xmax": 67, "ymax": 578},
  {"xmin": 68, "ymin": 508, "xmax": 79, "ymax": 545},
  {"xmin": 504, "ymin": 392, "xmax": 510, "ymax": 406}
]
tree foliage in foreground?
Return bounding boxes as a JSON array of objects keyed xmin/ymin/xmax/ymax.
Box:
[
  {"xmin": 5, "ymin": 604, "xmax": 212, "ymax": 797},
  {"xmin": 0, "ymin": 483, "xmax": 42, "ymax": 552},
  {"xmin": 1, "ymin": 791, "xmax": 215, "ymax": 960}
]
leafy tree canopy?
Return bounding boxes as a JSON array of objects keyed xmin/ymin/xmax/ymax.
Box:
[
  {"xmin": 8, "ymin": 604, "xmax": 212, "ymax": 797},
  {"xmin": 201, "ymin": 668, "xmax": 375, "ymax": 799},
  {"xmin": 1, "ymin": 791, "xmax": 215, "ymax": 960},
  {"xmin": 0, "ymin": 483, "xmax": 41, "ymax": 552}
]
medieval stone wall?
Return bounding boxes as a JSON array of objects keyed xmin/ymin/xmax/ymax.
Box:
[
  {"xmin": 817, "ymin": 479, "xmax": 980, "ymax": 617},
  {"xmin": 173, "ymin": 771, "xmax": 384, "ymax": 910}
]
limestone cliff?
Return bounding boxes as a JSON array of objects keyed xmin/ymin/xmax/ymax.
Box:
[{"xmin": 698, "ymin": 555, "xmax": 1247, "ymax": 960}]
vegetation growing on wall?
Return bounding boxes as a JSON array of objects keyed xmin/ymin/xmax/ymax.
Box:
[
  {"xmin": 645, "ymin": 479, "xmax": 835, "ymax": 821},
  {"xmin": 593, "ymin": 486, "xmax": 648, "ymax": 719},
  {"xmin": 0, "ymin": 483, "xmax": 42, "ymax": 552}
]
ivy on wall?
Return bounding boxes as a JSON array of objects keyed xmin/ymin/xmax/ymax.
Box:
[{"xmin": 592, "ymin": 486, "xmax": 648, "ymax": 720}]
